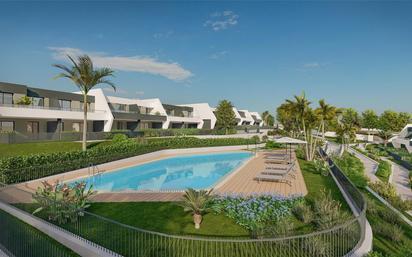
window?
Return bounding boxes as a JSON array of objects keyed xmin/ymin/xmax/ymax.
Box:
[
  {"xmin": 0, "ymin": 121, "xmax": 14, "ymax": 132},
  {"xmin": 59, "ymin": 99, "xmax": 71, "ymax": 110},
  {"xmin": 0, "ymin": 92, "xmax": 13, "ymax": 105},
  {"xmin": 111, "ymin": 103, "xmax": 126, "ymax": 112},
  {"xmin": 80, "ymin": 101, "xmax": 91, "ymax": 111},
  {"xmin": 117, "ymin": 122, "xmax": 124, "ymax": 130},
  {"xmin": 31, "ymin": 97, "xmax": 44, "ymax": 107},
  {"xmin": 26, "ymin": 121, "xmax": 39, "ymax": 134},
  {"xmin": 72, "ymin": 122, "xmax": 83, "ymax": 132}
]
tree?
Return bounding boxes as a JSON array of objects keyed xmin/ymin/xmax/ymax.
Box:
[
  {"xmin": 315, "ymin": 99, "xmax": 336, "ymax": 140},
  {"xmin": 53, "ymin": 55, "xmax": 116, "ymax": 151},
  {"xmin": 16, "ymin": 96, "xmax": 32, "ymax": 105},
  {"xmin": 261, "ymin": 111, "xmax": 274, "ymax": 126},
  {"xmin": 379, "ymin": 110, "xmax": 399, "ymax": 132},
  {"xmin": 214, "ymin": 100, "xmax": 237, "ymax": 134},
  {"xmin": 361, "ymin": 109, "xmax": 378, "ymax": 134},
  {"xmin": 337, "ymin": 108, "xmax": 360, "ymax": 149}
]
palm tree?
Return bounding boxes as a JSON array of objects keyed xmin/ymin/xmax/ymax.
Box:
[
  {"xmin": 286, "ymin": 93, "xmax": 312, "ymax": 160},
  {"xmin": 53, "ymin": 55, "xmax": 116, "ymax": 151},
  {"xmin": 178, "ymin": 188, "xmax": 212, "ymax": 229},
  {"xmin": 378, "ymin": 130, "xmax": 393, "ymax": 147},
  {"xmin": 336, "ymin": 123, "xmax": 357, "ymax": 151},
  {"xmin": 315, "ymin": 99, "xmax": 336, "ymax": 141}
]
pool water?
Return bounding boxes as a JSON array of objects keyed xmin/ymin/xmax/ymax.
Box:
[{"xmin": 73, "ymin": 152, "xmax": 253, "ymax": 192}]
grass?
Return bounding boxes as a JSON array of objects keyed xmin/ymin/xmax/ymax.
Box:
[
  {"xmin": 299, "ymin": 158, "xmax": 350, "ymax": 212},
  {"xmin": 365, "ymin": 191, "xmax": 412, "ymax": 256},
  {"xmin": 333, "ymin": 151, "xmax": 369, "ymax": 188},
  {"xmin": 375, "ymin": 160, "xmax": 391, "ymax": 182},
  {"xmin": 0, "ymin": 141, "xmax": 104, "ymax": 158},
  {"xmin": 16, "ymin": 202, "xmax": 249, "ymax": 238},
  {"xmin": 0, "ymin": 209, "xmax": 79, "ymax": 257}
]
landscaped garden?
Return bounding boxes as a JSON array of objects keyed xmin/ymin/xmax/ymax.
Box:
[{"xmin": 0, "ymin": 136, "xmax": 260, "ymax": 184}]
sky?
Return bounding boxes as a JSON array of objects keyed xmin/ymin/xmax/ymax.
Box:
[{"xmin": 0, "ymin": 1, "xmax": 411, "ymax": 115}]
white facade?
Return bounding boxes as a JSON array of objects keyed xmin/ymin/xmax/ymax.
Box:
[
  {"xmin": 178, "ymin": 103, "xmax": 216, "ymax": 129},
  {"xmin": 390, "ymin": 124, "xmax": 412, "ymax": 153},
  {"xmin": 0, "ymin": 82, "xmax": 264, "ymax": 133}
]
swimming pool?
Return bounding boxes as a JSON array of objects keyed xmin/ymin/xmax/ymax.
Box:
[{"xmin": 73, "ymin": 152, "xmax": 253, "ymax": 192}]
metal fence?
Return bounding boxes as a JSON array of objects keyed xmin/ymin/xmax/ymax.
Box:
[
  {"xmin": 0, "ymin": 131, "xmax": 144, "ymax": 144},
  {"xmin": 0, "ymin": 209, "xmax": 77, "ymax": 257}
]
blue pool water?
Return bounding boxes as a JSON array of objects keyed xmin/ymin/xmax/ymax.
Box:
[{"xmin": 73, "ymin": 152, "xmax": 252, "ymax": 192}]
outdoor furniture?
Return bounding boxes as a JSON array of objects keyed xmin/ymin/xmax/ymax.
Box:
[
  {"xmin": 263, "ymin": 162, "xmax": 296, "ymax": 178},
  {"xmin": 264, "ymin": 159, "xmax": 292, "ymax": 165},
  {"xmin": 254, "ymin": 173, "xmax": 292, "ymax": 186}
]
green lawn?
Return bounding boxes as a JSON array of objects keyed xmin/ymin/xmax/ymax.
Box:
[
  {"xmin": 87, "ymin": 202, "xmax": 249, "ymax": 237},
  {"xmin": 299, "ymin": 158, "xmax": 350, "ymax": 211},
  {"xmin": 0, "ymin": 141, "xmax": 104, "ymax": 158},
  {"xmin": 332, "ymin": 151, "xmax": 368, "ymax": 188}
]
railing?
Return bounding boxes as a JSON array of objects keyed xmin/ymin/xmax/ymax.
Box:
[
  {"xmin": 0, "ymin": 150, "xmax": 367, "ymax": 257},
  {"xmin": 0, "ymin": 208, "xmax": 76, "ymax": 257},
  {"xmin": 0, "ymin": 103, "xmax": 105, "ymax": 113},
  {"xmin": 0, "ymin": 131, "xmax": 144, "ymax": 144}
]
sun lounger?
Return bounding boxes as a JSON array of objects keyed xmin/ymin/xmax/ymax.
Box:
[
  {"xmin": 254, "ymin": 174, "xmax": 292, "ymax": 186},
  {"xmin": 265, "ymin": 159, "xmax": 291, "ymax": 165}
]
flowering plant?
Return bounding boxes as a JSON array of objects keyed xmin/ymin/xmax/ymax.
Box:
[{"xmin": 212, "ymin": 193, "xmax": 303, "ymax": 232}]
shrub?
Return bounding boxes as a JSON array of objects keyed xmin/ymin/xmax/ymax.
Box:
[
  {"xmin": 0, "ymin": 137, "xmax": 257, "ymax": 184},
  {"xmin": 312, "ymin": 190, "xmax": 349, "ymax": 229},
  {"xmin": 112, "ymin": 133, "xmax": 129, "ymax": 143},
  {"xmin": 377, "ymin": 209, "xmax": 401, "ymax": 225},
  {"xmin": 250, "ymin": 135, "xmax": 260, "ymax": 143},
  {"xmin": 366, "ymin": 198, "xmax": 378, "ymax": 216},
  {"xmin": 292, "ymin": 201, "xmax": 313, "ymax": 223},
  {"xmin": 32, "ymin": 181, "xmax": 95, "ymax": 224},
  {"xmin": 374, "ymin": 223, "xmax": 403, "ymax": 242},
  {"xmin": 369, "ymin": 181, "xmax": 412, "ymax": 211},
  {"xmin": 265, "ymin": 141, "xmax": 282, "ymax": 149},
  {"xmin": 375, "ymin": 160, "xmax": 391, "ymax": 182},
  {"xmin": 264, "ymin": 217, "xmax": 295, "ymax": 237},
  {"xmin": 212, "ymin": 193, "xmax": 303, "ymax": 233},
  {"xmin": 365, "ymin": 251, "xmax": 387, "ymax": 257},
  {"xmin": 333, "ymin": 152, "xmax": 368, "ymax": 188},
  {"xmin": 261, "ymin": 135, "xmax": 268, "ymax": 142}
]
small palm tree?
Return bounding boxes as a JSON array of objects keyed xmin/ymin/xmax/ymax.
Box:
[
  {"xmin": 315, "ymin": 99, "xmax": 336, "ymax": 141},
  {"xmin": 178, "ymin": 188, "xmax": 212, "ymax": 229},
  {"xmin": 53, "ymin": 55, "xmax": 116, "ymax": 151}
]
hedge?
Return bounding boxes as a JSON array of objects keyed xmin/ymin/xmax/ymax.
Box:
[
  {"xmin": 375, "ymin": 160, "xmax": 391, "ymax": 182},
  {"xmin": 0, "ymin": 137, "xmax": 258, "ymax": 184},
  {"xmin": 139, "ymin": 128, "xmax": 236, "ymax": 137}
]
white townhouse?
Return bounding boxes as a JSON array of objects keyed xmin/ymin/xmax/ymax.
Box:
[
  {"xmin": 0, "ymin": 81, "xmax": 264, "ymax": 134},
  {"xmin": 390, "ymin": 124, "xmax": 412, "ymax": 153}
]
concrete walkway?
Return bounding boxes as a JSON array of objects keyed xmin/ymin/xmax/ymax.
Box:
[
  {"xmin": 347, "ymin": 148, "xmax": 379, "ymax": 183},
  {"xmin": 388, "ymin": 160, "xmax": 412, "ymax": 200}
]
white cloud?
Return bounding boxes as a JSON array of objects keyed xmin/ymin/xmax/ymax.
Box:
[
  {"xmin": 153, "ymin": 30, "xmax": 174, "ymax": 39},
  {"xmin": 49, "ymin": 47, "xmax": 193, "ymax": 81},
  {"xmin": 204, "ymin": 10, "xmax": 239, "ymax": 31},
  {"xmin": 303, "ymin": 62, "xmax": 321, "ymax": 68},
  {"xmin": 209, "ymin": 50, "xmax": 228, "ymax": 60}
]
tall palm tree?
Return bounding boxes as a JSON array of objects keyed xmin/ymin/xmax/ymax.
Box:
[
  {"xmin": 315, "ymin": 99, "xmax": 337, "ymax": 141},
  {"xmin": 53, "ymin": 55, "xmax": 116, "ymax": 151},
  {"xmin": 286, "ymin": 93, "xmax": 312, "ymax": 160}
]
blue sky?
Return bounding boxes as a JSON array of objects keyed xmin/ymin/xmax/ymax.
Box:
[{"xmin": 0, "ymin": 1, "xmax": 411, "ymax": 114}]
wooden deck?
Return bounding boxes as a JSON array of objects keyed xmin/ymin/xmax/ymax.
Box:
[{"xmin": 215, "ymin": 151, "xmax": 307, "ymax": 197}]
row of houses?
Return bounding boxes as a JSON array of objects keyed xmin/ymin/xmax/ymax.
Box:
[{"xmin": 0, "ymin": 82, "xmax": 263, "ymax": 135}]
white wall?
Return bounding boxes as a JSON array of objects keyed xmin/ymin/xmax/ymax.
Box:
[{"xmin": 179, "ymin": 103, "xmax": 217, "ymax": 129}]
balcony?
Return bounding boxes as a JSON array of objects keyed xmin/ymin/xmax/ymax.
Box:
[{"xmin": 0, "ymin": 103, "xmax": 104, "ymax": 113}]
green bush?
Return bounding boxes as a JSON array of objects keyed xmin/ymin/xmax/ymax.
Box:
[
  {"xmin": 292, "ymin": 201, "xmax": 313, "ymax": 224},
  {"xmin": 265, "ymin": 141, "xmax": 283, "ymax": 149},
  {"xmin": 377, "ymin": 209, "xmax": 401, "ymax": 225},
  {"xmin": 369, "ymin": 181, "xmax": 412, "ymax": 211},
  {"xmin": 139, "ymin": 128, "xmax": 236, "ymax": 137},
  {"xmin": 333, "ymin": 152, "xmax": 368, "ymax": 188},
  {"xmin": 375, "ymin": 160, "xmax": 391, "ymax": 182},
  {"xmin": 0, "ymin": 137, "xmax": 257, "ymax": 184},
  {"xmin": 312, "ymin": 190, "xmax": 349, "ymax": 230},
  {"xmin": 112, "ymin": 134, "xmax": 129, "ymax": 143},
  {"xmin": 374, "ymin": 223, "xmax": 403, "ymax": 242}
]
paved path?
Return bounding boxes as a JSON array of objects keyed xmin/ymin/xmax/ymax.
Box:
[
  {"xmin": 347, "ymin": 147, "xmax": 379, "ymax": 183},
  {"xmin": 388, "ymin": 160, "xmax": 412, "ymax": 200},
  {"xmin": 325, "ymin": 142, "xmax": 379, "ymax": 182}
]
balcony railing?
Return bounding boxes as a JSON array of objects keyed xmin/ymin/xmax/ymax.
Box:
[{"xmin": 0, "ymin": 103, "xmax": 105, "ymax": 113}]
